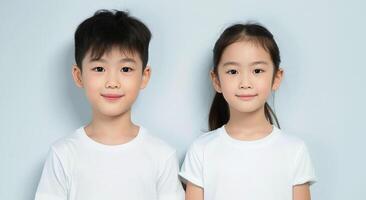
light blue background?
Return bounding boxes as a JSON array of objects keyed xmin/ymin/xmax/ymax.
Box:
[{"xmin": 0, "ymin": 0, "xmax": 365, "ymax": 199}]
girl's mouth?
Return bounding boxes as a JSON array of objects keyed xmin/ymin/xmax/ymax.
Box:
[{"xmin": 235, "ymin": 94, "xmax": 258, "ymax": 101}]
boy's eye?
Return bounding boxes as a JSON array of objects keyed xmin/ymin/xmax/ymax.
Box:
[
  {"xmin": 92, "ymin": 67, "xmax": 105, "ymax": 72},
  {"xmin": 254, "ymin": 69, "xmax": 264, "ymax": 74},
  {"xmin": 227, "ymin": 69, "xmax": 238, "ymax": 74},
  {"xmin": 121, "ymin": 66, "xmax": 133, "ymax": 72}
]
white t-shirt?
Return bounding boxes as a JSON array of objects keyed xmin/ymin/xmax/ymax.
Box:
[
  {"xmin": 35, "ymin": 126, "xmax": 184, "ymax": 200},
  {"xmin": 179, "ymin": 125, "xmax": 316, "ymax": 200}
]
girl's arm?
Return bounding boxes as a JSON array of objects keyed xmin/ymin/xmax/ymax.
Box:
[
  {"xmin": 185, "ymin": 182, "xmax": 203, "ymax": 200},
  {"xmin": 293, "ymin": 183, "xmax": 311, "ymax": 200}
]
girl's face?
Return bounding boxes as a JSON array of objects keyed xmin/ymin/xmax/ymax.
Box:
[{"xmin": 211, "ymin": 40, "xmax": 283, "ymax": 115}]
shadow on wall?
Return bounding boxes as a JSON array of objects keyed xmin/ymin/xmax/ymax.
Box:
[
  {"xmin": 198, "ymin": 51, "xmax": 215, "ymax": 133},
  {"xmin": 59, "ymin": 41, "xmax": 91, "ymax": 126},
  {"xmin": 176, "ymin": 50, "xmax": 215, "ymax": 164},
  {"xmin": 29, "ymin": 156, "xmax": 48, "ymax": 198},
  {"xmin": 31, "ymin": 40, "xmax": 91, "ymax": 198}
]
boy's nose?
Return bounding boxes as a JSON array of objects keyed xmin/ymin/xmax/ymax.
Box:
[
  {"xmin": 105, "ymin": 71, "xmax": 121, "ymax": 89},
  {"xmin": 105, "ymin": 80, "xmax": 120, "ymax": 89}
]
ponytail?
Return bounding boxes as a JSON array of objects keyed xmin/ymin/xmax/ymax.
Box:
[
  {"xmin": 208, "ymin": 98, "xmax": 280, "ymax": 131},
  {"xmin": 208, "ymin": 92, "xmax": 229, "ymax": 131},
  {"xmin": 264, "ymin": 102, "xmax": 280, "ymax": 129}
]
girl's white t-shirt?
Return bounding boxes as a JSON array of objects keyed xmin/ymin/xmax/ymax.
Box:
[
  {"xmin": 179, "ymin": 125, "xmax": 316, "ymax": 200},
  {"xmin": 35, "ymin": 126, "xmax": 184, "ymax": 200}
]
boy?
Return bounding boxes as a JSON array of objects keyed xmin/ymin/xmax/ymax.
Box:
[{"xmin": 35, "ymin": 10, "xmax": 184, "ymax": 200}]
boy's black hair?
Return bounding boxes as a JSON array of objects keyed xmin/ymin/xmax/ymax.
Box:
[{"xmin": 74, "ymin": 9, "xmax": 151, "ymax": 70}]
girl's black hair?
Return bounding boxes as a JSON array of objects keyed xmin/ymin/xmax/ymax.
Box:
[
  {"xmin": 209, "ymin": 23, "xmax": 281, "ymax": 131},
  {"xmin": 74, "ymin": 9, "xmax": 151, "ymax": 71}
]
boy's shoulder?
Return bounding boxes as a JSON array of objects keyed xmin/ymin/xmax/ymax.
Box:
[
  {"xmin": 48, "ymin": 126, "xmax": 177, "ymax": 165},
  {"xmin": 49, "ymin": 127, "xmax": 84, "ymax": 157},
  {"xmin": 139, "ymin": 127, "xmax": 176, "ymax": 156}
]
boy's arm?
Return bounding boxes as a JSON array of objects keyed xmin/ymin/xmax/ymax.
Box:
[
  {"xmin": 34, "ymin": 148, "xmax": 68, "ymax": 200},
  {"xmin": 156, "ymin": 151, "xmax": 185, "ymax": 200},
  {"xmin": 293, "ymin": 183, "xmax": 311, "ymax": 200}
]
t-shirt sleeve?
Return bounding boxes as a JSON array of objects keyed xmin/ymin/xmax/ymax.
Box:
[
  {"xmin": 292, "ymin": 142, "xmax": 317, "ymax": 186},
  {"xmin": 34, "ymin": 148, "xmax": 69, "ymax": 200},
  {"xmin": 156, "ymin": 151, "xmax": 185, "ymax": 200},
  {"xmin": 179, "ymin": 142, "xmax": 204, "ymax": 188}
]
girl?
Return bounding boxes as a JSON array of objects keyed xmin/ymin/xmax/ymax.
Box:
[{"xmin": 179, "ymin": 23, "xmax": 316, "ymax": 200}]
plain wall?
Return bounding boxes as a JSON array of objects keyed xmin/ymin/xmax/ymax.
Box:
[{"xmin": 0, "ymin": 0, "xmax": 365, "ymax": 199}]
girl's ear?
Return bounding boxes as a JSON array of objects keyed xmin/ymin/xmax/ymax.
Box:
[
  {"xmin": 210, "ymin": 70, "xmax": 222, "ymax": 93},
  {"xmin": 72, "ymin": 64, "xmax": 83, "ymax": 88},
  {"xmin": 140, "ymin": 65, "xmax": 151, "ymax": 89},
  {"xmin": 272, "ymin": 67, "xmax": 284, "ymax": 91}
]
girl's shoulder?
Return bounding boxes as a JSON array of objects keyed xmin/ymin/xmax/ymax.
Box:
[
  {"xmin": 188, "ymin": 127, "xmax": 225, "ymax": 151},
  {"xmin": 274, "ymin": 128, "xmax": 310, "ymax": 151}
]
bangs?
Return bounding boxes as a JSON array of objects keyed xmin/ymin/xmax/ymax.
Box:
[
  {"xmin": 234, "ymin": 34, "xmax": 280, "ymax": 69},
  {"xmin": 87, "ymin": 42, "xmax": 138, "ymax": 61}
]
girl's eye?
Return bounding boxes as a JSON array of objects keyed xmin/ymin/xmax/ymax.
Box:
[
  {"xmin": 121, "ymin": 66, "xmax": 133, "ymax": 72},
  {"xmin": 227, "ymin": 69, "xmax": 238, "ymax": 74},
  {"xmin": 254, "ymin": 69, "xmax": 264, "ymax": 74},
  {"xmin": 92, "ymin": 67, "xmax": 105, "ymax": 72}
]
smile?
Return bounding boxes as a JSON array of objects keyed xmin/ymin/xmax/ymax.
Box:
[
  {"xmin": 235, "ymin": 94, "xmax": 258, "ymax": 101},
  {"xmin": 101, "ymin": 94, "xmax": 124, "ymax": 101}
]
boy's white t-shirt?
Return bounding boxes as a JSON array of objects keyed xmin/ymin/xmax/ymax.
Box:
[
  {"xmin": 35, "ymin": 126, "xmax": 184, "ymax": 200},
  {"xmin": 179, "ymin": 125, "xmax": 316, "ymax": 200}
]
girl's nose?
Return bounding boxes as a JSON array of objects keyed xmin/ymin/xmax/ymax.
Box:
[{"xmin": 239, "ymin": 72, "xmax": 253, "ymax": 89}]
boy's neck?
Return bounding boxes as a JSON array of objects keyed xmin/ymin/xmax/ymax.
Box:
[
  {"xmin": 84, "ymin": 109, "xmax": 139, "ymax": 145},
  {"xmin": 225, "ymin": 105, "xmax": 273, "ymax": 141}
]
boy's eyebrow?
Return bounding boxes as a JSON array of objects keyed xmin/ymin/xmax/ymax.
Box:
[
  {"xmin": 88, "ymin": 57, "xmax": 137, "ymax": 63},
  {"xmin": 118, "ymin": 58, "xmax": 137, "ymax": 63}
]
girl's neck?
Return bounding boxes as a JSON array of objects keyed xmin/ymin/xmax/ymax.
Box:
[
  {"xmin": 84, "ymin": 109, "xmax": 139, "ymax": 145},
  {"xmin": 225, "ymin": 105, "xmax": 273, "ymax": 141}
]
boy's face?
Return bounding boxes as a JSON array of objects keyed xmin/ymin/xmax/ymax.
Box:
[{"xmin": 72, "ymin": 47, "xmax": 151, "ymax": 118}]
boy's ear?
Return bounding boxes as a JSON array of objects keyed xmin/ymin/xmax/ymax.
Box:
[
  {"xmin": 140, "ymin": 65, "xmax": 151, "ymax": 89},
  {"xmin": 272, "ymin": 67, "xmax": 284, "ymax": 91},
  {"xmin": 72, "ymin": 64, "xmax": 83, "ymax": 88},
  {"xmin": 210, "ymin": 70, "xmax": 222, "ymax": 93}
]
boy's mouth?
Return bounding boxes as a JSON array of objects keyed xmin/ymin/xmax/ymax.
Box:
[{"xmin": 101, "ymin": 94, "xmax": 124, "ymax": 101}]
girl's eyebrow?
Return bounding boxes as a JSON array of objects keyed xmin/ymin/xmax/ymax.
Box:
[
  {"xmin": 249, "ymin": 61, "xmax": 269, "ymax": 66},
  {"xmin": 223, "ymin": 61, "xmax": 240, "ymax": 67},
  {"xmin": 222, "ymin": 61, "xmax": 269, "ymax": 67}
]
